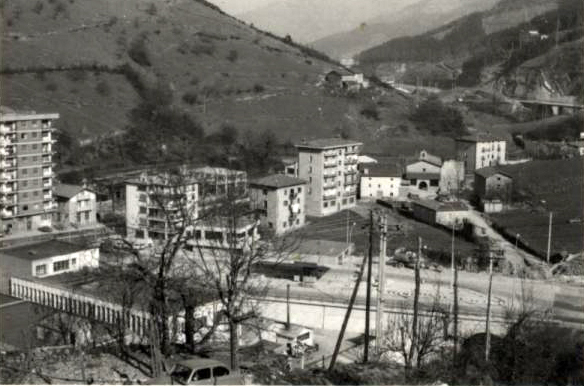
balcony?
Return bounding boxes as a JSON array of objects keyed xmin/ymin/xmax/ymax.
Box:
[
  {"xmin": 323, "ymin": 193, "xmax": 337, "ymax": 200},
  {"xmin": 345, "ymin": 147, "xmax": 358, "ymax": 155},
  {"xmin": 0, "ymin": 124, "xmax": 14, "ymax": 134},
  {"xmin": 0, "ymin": 184, "xmax": 13, "ymax": 194},
  {"xmin": 2, "ymin": 208, "xmax": 15, "ymax": 217},
  {"xmin": 344, "ymin": 169, "xmax": 357, "ymax": 175},
  {"xmin": 43, "ymin": 194, "xmax": 52, "ymax": 201},
  {"xmin": 1, "ymin": 160, "xmax": 16, "ymax": 169},
  {"xmin": 0, "ymin": 173, "xmax": 15, "ymax": 182},
  {"xmin": 323, "ymin": 169, "xmax": 336, "ymax": 178},
  {"xmin": 323, "ymin": 181, "xmax": 336, "ymax": 189},
  {"xmin": 345, "ymin": 156, "xmax": 358, "ymax": 165},
  {"xmin": 42, "ymin": 156, "xmax": 52, "ymax": 164},
  {"xmin": 42, "ymin": 180, "xmax": 52, "ymax": 189},
  {"xmin": 324, "ymin": 159, "xmax": 337, "ymax": 168},
  {"xmin": 344, "ymin": 179, "xmax": 358, "ymax": 186},
  {"xmin": 43, "ymin": 202, "xmax": 54, "ymax": 211},
  {"xmin": 1, "ymin": 196, "xmax": 17, "ymax": 206}
]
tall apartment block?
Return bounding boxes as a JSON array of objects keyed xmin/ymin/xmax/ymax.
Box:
[
  {"xmin": 0, "ymin": 108, "xmax": 58, "ymax": 234},
  {"xmin": 296, "ymin": 138, "xmax": 361, "ymax": 217},
  {"xmin": 125, "ymin": 171, "xmax": 198, "ymax": 245}
]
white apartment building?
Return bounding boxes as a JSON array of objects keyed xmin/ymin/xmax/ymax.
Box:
[
  {"xmin": 359, "ymin": 164, "xmax": 401, "ymax": 200},
  {"xmin": 0, "ymin": 107, "xmax": 58, "ymax": 234},
  {"xmin": 125, "ymin": 171, "xmax": 198, "ymax": 245},
  {"xmin": 455, "ymin": 133, "xmax": 507, "ymax": 174},
  {"xmin": 249, "ymin": 174, "xmax": 306, "ymax": 235},
  {"xmin": 296, "ymin": 138, "xmax": 362, "ymax": 217}
]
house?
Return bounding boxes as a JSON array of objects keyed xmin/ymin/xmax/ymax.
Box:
[
  {"xmin": 455, "ymin": 133, "xmax": 506, "ymax": 175},
  {"xmin": 281, "ymin": 157, "xmax": 299, "ymax": 177},
  {"xmin": 125, "ymin": 170, "xmax": 199, "ymax": 245},
  {"xmin": 324, "ymin": 70, "xmax": 343, "ymax": 88},
  {"xmin": 359, "ymin": 164, "xmax": 402, "ymax": 200},
  {"xmin": 186, "ymin": 216, "xmax": 259, "ymax": 252},
  {"xmin": 411, "ymin": 199, "xmax": 468, "ymax": 228},
  {"xmin": 405, "ymin": 150, "xmax": 442, "ymax": 190},
  {"xmin": 474, "ymin": 167, "xmax": 513, "ymax": 205},
  {"xmin": 53, "ymin": 183, "xmax": 97, "ymax": 228},
  {"xmin": 0, "ymin": 240, "xmax": 99, "ymax": 293},
  {"xmin": 341, "ymin": 73, "xmax": 369, "ymax": 90},
  {"xmin": 296, "ymin": 138, "xmax": 361, "ymax": 216},
  {"xmin": 439, "ymin": 160, "xmax": 465, "ymax": 195},
  {"xmin": 249, "ymin": 174, "xmax": 306, "ymax": 235},
  {"xmin": 0, "ymin": 107, "xmax": 58, "ymax": 234}
]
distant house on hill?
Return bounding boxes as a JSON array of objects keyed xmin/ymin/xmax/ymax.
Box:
[
  {"xmin": 405, "ymin": 150, "xmax": 442, "ymax": 190},
  {"xmin": 341, "ymin": 73, "xmax": 369, "ymax": 90},
  {"xmin": 324, "ymin": 70, "xmax": 343, "ymax": 88}
]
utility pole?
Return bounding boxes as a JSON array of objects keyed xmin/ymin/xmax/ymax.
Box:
[
  {"xmin": 547, "ymin": 212, "xmax": 553, "ymax": 263},
  {"xmin": 346, "ymin": 211, "xmax": 350, "ymax": 244},
  {"xmin": 485, "ymin": 252, "xmax": 494, "ymax": 361},
  {"xmin": 375, "ymin": 214, "xmax": 388, "ymax": 356},
  {"xmin": 408, "ymin": 236, "xmax": 422, "ymax": 373},
  {"xmin": 364, "ymin": 210, "xmax": 374, "ymax": 363},
  {"xmin": 452, "ymin": 230, "xmax": 459, "ymax": 365},
  {"xmin": 286, "ymin": 284, "xmax": 291, "ymax": 330}
]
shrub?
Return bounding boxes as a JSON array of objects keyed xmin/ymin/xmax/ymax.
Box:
[
  {"xmin": 38, "ymin": 226, "xmax": 53, "ymax": 233},
  {"xmin": 360, "ymin": 103, "xmax": 379, "ymax": 120},
  {"xmin": 95, "ymin": 80, "xmax": 111, "ymax": 96},
  {"xmin": 128, "ymin": 37, "xmax": 151, "ymax": 66},
  {"xmin": 32, "ymin": 1, "xmax": 44, "ymax": 14},
  {"xmin": 53, "ymin": 1, "xmax": 67, "ymax": 19},
  {"xmin": 46, "ymin": 82, "xmax": 58, "ymax": 91},
  {"xmin": 191, "ymin": 42, "xmax": 215, "ymax": 56},
  {"xmin": 226, "ymin": 49, "xmax": 238, "ymax": 62},
  {"xmin": 34, "ymin": 71, "xmax": 46, "ymax": 81},
  {"xmin": 67, "ymin": 69, "xmax": 87, "ymax": 82},
  {"xmin": 182, "ymin": 91, "xmax": 198, "ymax": 105},
  {"xmin": 253, "ymin": 83, "xmax": 264, "ymax": 93},
  {"xmin": 146, "ymin": 3, "xmax": 157, "ymax": 16}
]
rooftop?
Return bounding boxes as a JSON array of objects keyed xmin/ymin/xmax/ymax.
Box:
[
  {"xmin": 456, "ymin": 133, "xmax": 505, "ymax": 143},
  {"xmin": 0, "ymin": 106, "xmax": 59, "ymax": 122},
  {"xmin": 412, "ymin": 199, "xmax": 468, "ymax": 212},
  {"xmin": 0, "ymin": 240, "xmax": 94, "ymax": 261},
  {"xmin": 419, "ymin": 150, "xmax": 442, "ymax": 167},
  {"xmin": 474, "ymin": 167, "xmax": 513, "ymax": 179},
  {"xmin": 250, "ymin": 174, "xmax": 306, "ymax": 189},
  {"xmin": 404, "ymin": 172, "xmax": 441, "ymax": 180},
  {"xmin": 295, "ymin": 239, "xmax": 352, "ymax": 257},
  {"xmin": 361, "ymin": 163, "xmax": 401, "ymax": 177},
  {"xmin": 295, "ymin": 138, "xmax": 362, "ymax": 150},
  {"xmin": 54, "ymin": 183, "xmax": 92, "ymax": 199}
]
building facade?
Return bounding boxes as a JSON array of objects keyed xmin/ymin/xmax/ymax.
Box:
[
  {"xmin": 0, "ymin": 109, "xmax": 58, "ymax": 234},
  {"xmin": 296, "ymin": 139, "xmax": 361, "ymax": 217},
  {"xmin": 125, "ymin": 171, "xmax": 198, "ymax": 245},
  {"xmin": 411, "ymin": 199, "xmax": 468, "ymax": 228},
  {"xmin": 455, "ymin": 134, "xmax": 507, "ymax": 174},
  {"xmin": 53, "ymin": 184, "xmax": 97, "ymax": 228},
  {"xmin": 193, "ymin": 166, "xmax": 247, "ymax": 213},
  {"xmin": 249, "ymin": 174, "xmax": 306, "ymax": 235},
  {"xmin": 405, "ymin": 150, "xmax": 442, "ymax": 190},
  {"xmin": 359, "ymin": 164, "xmax": 401, "ymax": 200},
  {"xmin": 0, "ymin": 240, "xmax": 99, "ymax": 293},
  {"xmin": 439, "ymin": 160, "xmax": 465, "ymax": 195},
  {"xmin": 474, "ymin": 167, "xmax": 513, "ymax": 201},
  {"xmin": 186, "ymin": 217, "xmax": 260, "ymax": 252}
]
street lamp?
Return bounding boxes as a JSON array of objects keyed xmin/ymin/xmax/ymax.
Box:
[
  {"xmin": 348, "ymin": 221, "xmax": 357, "ymax": 244},
  {"xmin": 515, "ymin": 233, "xmax": 521, "ymax": 249}
]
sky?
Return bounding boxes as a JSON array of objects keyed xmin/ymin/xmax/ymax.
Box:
[{"xmin": 210, "ymin": 0, "xmax": 281, "ymax": 15}]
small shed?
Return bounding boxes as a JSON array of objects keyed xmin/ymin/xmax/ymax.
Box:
[
  {"xmin": 411, "ymin": 199, "xmax": 468, "ymax": 228},
  {"xmin": 474, "ymin": 167, "xmax": 513, "ymax": 202}
]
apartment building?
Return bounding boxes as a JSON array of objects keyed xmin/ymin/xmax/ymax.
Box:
[
  {"xmin": 296, "ymin": 138, "xmax": 362, "ymax": 217},
  {"xmin": 125, "ymin": 171, "xmax": 198, "ymax": 245},
  {"xmin": 455, "ymin": 133, "xmax": 507, "ymax": 175},
  {"xmin": 193, "ymin": 166, "xmax": 247, "ymax": 212},
  {"xmin": 53, "ymin": 183, "xmax": 97, "ymax": 228},
  {"xmin": 249, "ymin": 174, "xmax": 306, "ymax": 234},
  {"xmin": 0, "ymin": 108, "xmax": 58, "ymax": 234}
]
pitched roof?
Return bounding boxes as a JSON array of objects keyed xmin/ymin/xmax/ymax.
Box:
[
  {"xmin": 404, "ymin": 172, "xmax": 441, "ymax": 180},
  {"xmin": 361, "ymin": 164, "xmax": 401, "ymax": 177},
  {"xmin": 419, "ymin": 150, "xmax": 442, "ymax": 166},
  {"xmin": 53, "ymin": 183, "xmax": 90, "ymax": 199},
  {"xmin": 0, "ymin": 240, "xmax": 94, "ymax": 261},
  {"xmin": 296, "ymin": 138, "xmax": 362, "ymax": 150},
  {"xmin": 456, "ymin": 133, "xmax": 505, "ymax": 143},
  {"xmin": 412, "ymin": 199, "xmax": 467, "ymax": 212},
  {"xmin": 250, "ymin": 174, "xmax": 306, "ymax": 189},
  {"xmin": 474, "ymin": 167, "xmax": 513, "ymax": 179}
]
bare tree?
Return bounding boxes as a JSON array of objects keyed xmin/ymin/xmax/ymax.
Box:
[{"xmin": 188, "ymin": 186, "xmax": 300, "ymax": 369}]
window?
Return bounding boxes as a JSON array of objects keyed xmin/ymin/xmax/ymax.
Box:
[
  {"xmin": 283, "ymin": 200, "xmax": 288, "ymax": 206},
  {"xmin": 331, "ymin": 200, "xmax": 336, "ymax": 206},
  {"xmin": 349, "ymin": 197, "xmax": 354, "ymax": 203},
  {"xmin": 23, "ymin": 205, "xmax": 28, "ymax": 211},
  {"xmin": 269, "ymin": 222, "xmax": 273, "ymax": 228},
  {"xmin": 20, "ymin": 133, "xmax": 27, "ymax": 139},
  {"xmin": 309, "ymin": 177, "xmax": 312, "ymax": 183},
  {"xmin": 35, "ymin": 264, "xmax": 47, "ymax": 276},
  {"xmin": 284, "ymin": 189, "xmax": 287, "ymax": 195},
  {"xmin": 33, "ymin": 191, "xmax": 39, "ymax": 197},
  {"xmin": 139, "ymin": 206, "xmax": 147, "ymax": 214},
  {"xmin": 139, "ymin": 194, "xmax": 147, "ymax": 203},
  {"xmin": 297, "ymin": 187, "xmax": 302, "ymax": 193},
  {"xmin": 296, "ymin": 219, "xmax": 300, "ymax": 224},
  {"xmin": 378, "ymin": 184, "xmax": 381, "ymax": 188},
  {"xmin": 22, "ymin": 192, "xmax": 28, "ymax": 198},
  {"xmin": 308, "ymin": 188, "xmax": 312, "ymax": 195},
  {"xmin": 76, "ymin": 213, "xmax": 81, "ymax": 223},
  {"xmin": 308, "ymin": 166, "xmax": 312, "ymax": 173},
  {"xmin": 71, "ymin": 258, "xmax": 77, "ymax": 267},
  {"xmin": 263, "ymin": 189, "xmax": 267, "ymax": 195},
  {"xmin": 323, "ymin": 202, "xmax": 328, "ymax": 208},
  {"xmin": 213, "ymin": 367, "xmax": 230, "ymax": 378},
  {"xmin": 342, "ymin": 198, "xmax": 347, "ymax": 205},
  {"xmin": 85, "ymin": 212, "xmax": 89, "ymax": 220},
  {"xmin": 282, "ymin": 222, "xmax": 287, "ymax": 228},
  {"xmin": 32, "ymin": 132, "xmax": 37, "ymax": 138},
  {"xmin": 309, "ymin": 155, "xmax": 313, "ymax": 163},
  {"xmin": 136, "ymin": 230, "xmax": 145, "ymax": 238},
  {"xmin": 22, "ymin": 169, "xmax": 27, "ymax": 175},
  {"xmin": 193, "ymin": 367, "xmax": 211, "ymax": 381},
  {"xmin": 32, "ymin": 144, "xmax": 38, "ymax": 150},
  {"xmin": 53, "ymin": 260, "xmax": 70, "ymax": 272}
]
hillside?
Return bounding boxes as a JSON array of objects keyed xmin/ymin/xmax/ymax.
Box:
[{"xmin": 311, "ymin": 0, "xmax": 499, "ymax": 60}]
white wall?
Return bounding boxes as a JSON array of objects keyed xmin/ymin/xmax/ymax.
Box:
[
  {"xmin": 31, "ymin": 248, "xmax": 99, "ymax": 277},
  {"xmin": 360, "ymin": 176, "xmax": 401, "ymax": 199}
]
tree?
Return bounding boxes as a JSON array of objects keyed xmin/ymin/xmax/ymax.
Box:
[
  {"xmin": 410, "ymin": 95, "xmax": 466, "ymax": 138},
  {"xmin": 188, "ymin": 185, "xmax": 300, "ymax": 369}
]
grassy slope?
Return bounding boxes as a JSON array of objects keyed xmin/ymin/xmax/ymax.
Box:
[
  {"xmin": 493, "ymin": 158, "xmax": 584, "ymax": 256},
  {"xmin": 0, "ymin": 0, "xmax": 414, "ymax": 146}
]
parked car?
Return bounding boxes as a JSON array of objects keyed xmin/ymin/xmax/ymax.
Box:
[{"xmin": 147, "ymin": 358, "xmax": 248, "ymax": 385}]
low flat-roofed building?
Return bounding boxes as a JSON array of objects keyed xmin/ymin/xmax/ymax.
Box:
[
  {"xmin": 187, "ymin": 216, "xmax": 260, "ymax": 252},
  {"xmin": 411, "ymin": 199, "xmax": 468, "ymax": 229},
  {"xmin": 0, "ymin": 240, "xmax": 99, "ymax": 293},
  {"xmin": 290, "ymin": 239, "xmax": 354, "ymax": 266}
]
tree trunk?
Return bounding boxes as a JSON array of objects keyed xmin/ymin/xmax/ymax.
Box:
[
  {"xmin": 184, "ymin": 304, "xmax": 195, "ymax": 353},
  {"xmin": 229, "ymin": 320, "xmax": 238, "ymax": 370},
  {"xmin": 409, "ymin": 240, "xmax": 421, "ymax": 373},
  {"xmin": 153, "ymin": 279, "xmax": 169, "ymax": 356}
]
